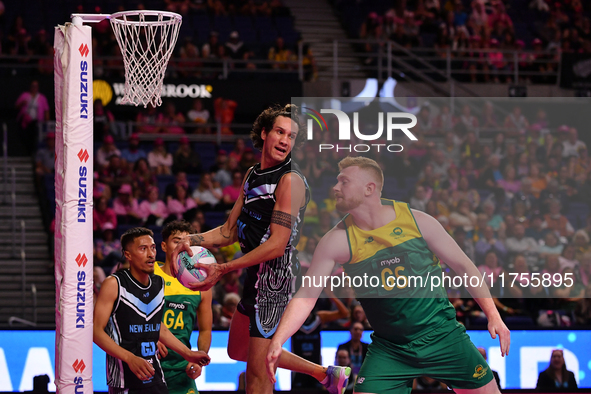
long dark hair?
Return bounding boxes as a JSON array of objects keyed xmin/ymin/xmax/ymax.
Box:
[{"xmin": 543, "ymin": 349, "xmax": 568, "ymax": 382}]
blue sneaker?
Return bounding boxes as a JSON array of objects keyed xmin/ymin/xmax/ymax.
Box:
[{"xmin": 322, "ymin": 365, "xmax": 351, "ymax": 394}]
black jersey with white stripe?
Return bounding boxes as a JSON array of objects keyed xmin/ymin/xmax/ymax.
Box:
[
  {"xmin": 292, "ymin": 312, "xmax": 322, "ymax": 364},
  {"xmin": 292, "ymin": 312, "xmax": 323, "ymax": 388},
  {"xmin": 237, "ymin": 155, "xmax": 310, "ymax": 333},
  {"xmin": 105, "ymin": 269, "xmax": 166, "ymax": 390}
]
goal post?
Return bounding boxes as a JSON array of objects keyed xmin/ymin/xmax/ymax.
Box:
[
  {"xmin": 53, "ymin": 10, "xmax": 180, "ymax": 393},
  {"xmin": 53, "ymin": 19, "xmax": 94, "ymax": 394}
]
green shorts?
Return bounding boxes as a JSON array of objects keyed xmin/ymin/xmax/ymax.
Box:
[
  {"xmin": 164, "ymin": 370, "xmax": 198, "ymax": 394},
  {"xmin": 354, "ymin": 321, "xmax": 493, "ymax": 394}
]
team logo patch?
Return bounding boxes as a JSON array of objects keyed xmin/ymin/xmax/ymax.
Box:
[
  {"xmin": 364, "ymin": 236, "xmax": 374, "ymax": 244},
  {"xmin": 390, "ymin": 227, "xmax": 404, "ymax": 237},
  {"xmin": 357, "ymin": 377, "xmax": 365, "ymax": 384},
  {"xmin": 473, "ymin": 364, "xmax": 488, "ymax": 379}
]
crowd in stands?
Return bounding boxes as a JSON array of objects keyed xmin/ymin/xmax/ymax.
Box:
[
  {"xmin": 341, "ymin": 0, "xmax": 591, "ymax": 83},
  {"xmin": 0, "ymin": 0, "xmax": 318, "ymax": 80}
]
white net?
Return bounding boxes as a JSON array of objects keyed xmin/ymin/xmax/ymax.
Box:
[{"xmin": 110, "ymin": 11, "xmax": 182, "ymax": 107}]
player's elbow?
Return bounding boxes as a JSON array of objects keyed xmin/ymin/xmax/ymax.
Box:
[
  {"xmin": 221, "ymin": 223, "xmax": 239, "ymax": 246},
  {"xmin": 268, "ymin": 240, "xmax": 289, "ymax": 260},
  {"xmin": 92, "ymin": 325, "xmax": 105, "ymax": 345},
  {"xmin": 266, "ymin": 234, "xmax": 289, "ymax": 260}
]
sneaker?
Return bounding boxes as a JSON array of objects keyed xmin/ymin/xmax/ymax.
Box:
[{"xmin": 322, "ymin": 365, "xmax": 351, "ymax": 394}]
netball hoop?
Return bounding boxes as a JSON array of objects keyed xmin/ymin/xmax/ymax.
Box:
[{"xmin": 71, "ymin": 10, "xmax": 182, "ymax": 107}]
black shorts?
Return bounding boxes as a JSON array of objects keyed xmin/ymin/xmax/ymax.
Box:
[{"xmin": 237, "ymin": 298, "xmax": 287, "ymax": 339}]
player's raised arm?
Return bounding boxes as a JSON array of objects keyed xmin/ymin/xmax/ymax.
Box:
[
  {"xmin": 266, "ymin": 227, "xmax": 346, "ymax": 383},
  {"xmin": 413, "ymin": 209, "xmax": 511, "ymax": 356},
  {"xmin": 186, "ymin": 172, "xmax": 306, "ymax": 291},
  {"xmin": 225, "ymin": 172, "xmax": 305, "ymax": 270},
  {"xmin": 170, "ymin": 168, "xmax": 251, "ymax": 279}
]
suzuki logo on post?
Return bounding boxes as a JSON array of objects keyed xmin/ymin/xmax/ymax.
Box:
[
  {"xmin": 79, "ymin": 45, "xmax": 89, "ymax": 119},
  {"xmin": 304, "ymin": 107, "xmax": 418, "ymax": 153},
  {"xmin": 77, "ymin": 149, "xmax": 89, "ymax": 223},
  {"xmin": 72, "ymin": 359, "xmax": 86, "ymax": 373},
  {"xmin": 75, "ymin": 253, "xmax": 88, "ymax": 268},
  {"xmin": 73, "ymin": 358, "xmax": 86, "ymax": 392},
  {"xmin": 78, "ymin": 44, "xmax": 89, "ymax": 57},
  {"xmin": 77, "ymin": 149, "xmax": 89, "ymax": 163}
]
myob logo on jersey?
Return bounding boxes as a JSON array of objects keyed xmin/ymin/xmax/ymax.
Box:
[
  {"xmin": 168, "ymin": 302, "xmax": 186, "ymax": 310},
  {"xmin": 302, "ymin": 106, "xmax": 417, "ymax": 153},
  {"xmin": 380, "ymin": 257, "xmax": 402, "ymax": 266}
]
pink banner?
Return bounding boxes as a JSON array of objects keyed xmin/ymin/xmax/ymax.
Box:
[{"xmin": 54, "ymin": 22, "xmax": 94, "ymax": 394}]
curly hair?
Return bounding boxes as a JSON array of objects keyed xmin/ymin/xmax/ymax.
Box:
[
  {"xmin": 162, "ymin": 220, "xmax": 194, "ymax": 242},
  {"xmin": 250, "ymin": 104, "xmax": 305, "ymax": 151}
]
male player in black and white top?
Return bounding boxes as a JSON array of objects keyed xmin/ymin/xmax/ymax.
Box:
[
  {"xmin": 94, "ymin": 227, "xmax": 210, "ymax": 394},
  {"xmin": 171, "ymin": 104, "xmax": 351, "ymax": 394}
]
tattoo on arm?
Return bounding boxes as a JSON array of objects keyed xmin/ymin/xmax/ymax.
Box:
[
  {"xmin": 190, "ymin": 234, "xmax": 204, "ymax": 246},
  {"xmin": 271, "ymin": 210, "xmax": 296, "ymax": 229},
  {"xmin": 219, "ymin": 226, "xmax": 230, "ymax": 240}
]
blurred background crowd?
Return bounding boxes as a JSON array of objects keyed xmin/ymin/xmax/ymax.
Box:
[
  {"xmin": 3, "ymin": 0, "xmax": 591, "ymax": 84},
  {"xmin": 340, "ymin": 0, "xmax": 590, "ymax": 83}
]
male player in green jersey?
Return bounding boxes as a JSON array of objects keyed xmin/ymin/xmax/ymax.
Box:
[
  {"xmin": 156, "ymin": 221, "xmax": 213, "ymax": 394},
  {"xmin": 267, "ymin": 156, "xmax": 510, "ymax": 394}
]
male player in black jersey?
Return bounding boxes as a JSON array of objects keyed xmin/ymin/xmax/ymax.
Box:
[
  {"xmin": 94, "ymin": 227, "xmax": 211, "ymax": 394},
  {"xmin": 171, "ymin": 104, "xmax": 351, "ymax": 394}
]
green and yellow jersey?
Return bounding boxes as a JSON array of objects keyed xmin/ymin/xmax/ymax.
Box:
[
  {"xmin": 342, "ymin": 199, "xmax": 456, "ymax": 345},
  {"xmin": 154, "ymin": 263, "xmax": 202, "ymax": 372}
]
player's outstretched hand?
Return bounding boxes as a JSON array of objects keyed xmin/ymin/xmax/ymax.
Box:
[
  {"xmin": 187, "ymin": 262, "xmax": 225, "ymax": 291},
  {"xmin": 127, "ymin": 355, "xmax": 155, "ymax": 381},
  {"xmin": 185, "ymin": 362, "xmax": 202, "ymax": 379},
  {"xmin": 156, "ymin": 341, "xmax": 168, "ymax": 359},
  {"xmin": 170, "ymin": 235, "xmax": 194, "ymax": 278},
  {"xmin": 488, "ymin": 315, "xmax": 511, "ymax": 357},
  {"xmin": 187, "ymin": 350, "xmax": 211, "ymax": 366},
  {"xmin": 266, "ymin": 340, "xmax": 283, "ymax": 384}
]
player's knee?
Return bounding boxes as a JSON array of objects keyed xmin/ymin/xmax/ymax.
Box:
[{"xmin": 245, "ymin": 367, "xmax": 272, "ymax": 393}]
